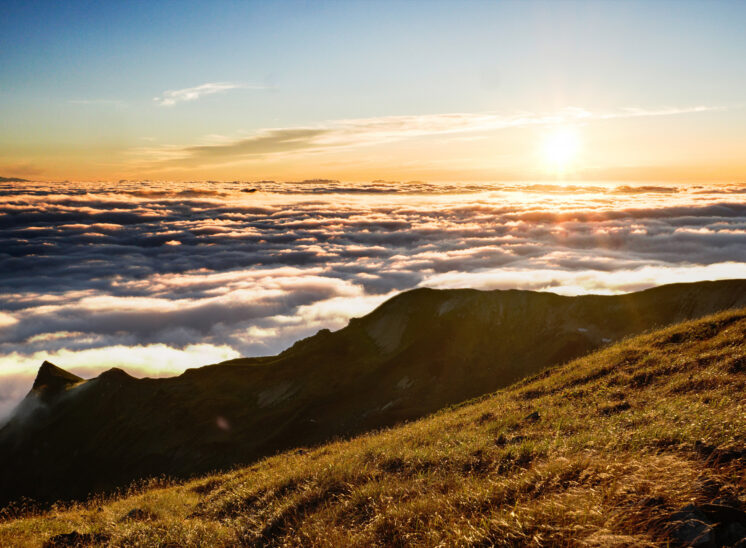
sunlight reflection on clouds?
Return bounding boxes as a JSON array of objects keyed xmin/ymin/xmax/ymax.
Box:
[{"xmin": 0, "ymin": 179, "xmax": 745, "ymax": 413}]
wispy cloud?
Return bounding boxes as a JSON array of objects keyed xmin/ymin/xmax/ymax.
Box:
[
  {"xmin": 132, "ymin": 105, "xmax": 723, "ymax": 168},
  {"xmin": 597, "ymin": 105, "xmax": 723, "ymax": 120},
  {"xmin": 154, "ymin": 82, "xmax": 264, "ymax": 106}
]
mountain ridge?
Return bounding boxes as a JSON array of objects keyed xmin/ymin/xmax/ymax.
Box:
[
  {"xmin": 1, "ymin": 304, "xmax": 745, "ymax": 546},
  {"xmin": 1, "ymin": 279, "xmax": 746, "ymax": 507}
]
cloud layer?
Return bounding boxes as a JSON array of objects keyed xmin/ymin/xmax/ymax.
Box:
[{"xmin": 1, "ymin": 179, "xmax": 745, "ymax": 414}]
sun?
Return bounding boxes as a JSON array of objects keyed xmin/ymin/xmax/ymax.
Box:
[{"xmin": 542, "ymin": 127, "xmax": 581, "ymax": 175}]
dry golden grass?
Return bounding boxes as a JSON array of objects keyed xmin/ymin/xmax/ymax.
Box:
[{"xmin": 1, "ymin": 309, "xmax": 745, "ymax": 547}]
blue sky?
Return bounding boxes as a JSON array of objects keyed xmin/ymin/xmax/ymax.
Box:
[{"xmin": 1, "ymin": 0, "xmax": 745, "ymax": 180}]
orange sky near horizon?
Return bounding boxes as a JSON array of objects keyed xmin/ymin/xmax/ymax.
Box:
[
  {"xmin": 3, "ymin": 2, "xmax": 746, "ymax": 184},
  {"xmin": 5, "ymin": 106, "xmax": 745, "ymax": 184}
]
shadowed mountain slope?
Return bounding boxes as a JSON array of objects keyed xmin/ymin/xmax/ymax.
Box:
[
  {"xmin": 1, "ymin": 304, "xmax": 745, "ymax": 546},
  {"xmin": 1, "ymin": 279, "xmax": 745, "ymax": 507}
]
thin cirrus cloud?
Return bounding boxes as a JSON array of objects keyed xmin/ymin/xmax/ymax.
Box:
[
  {"xmin": 133, "ymin": 105, "xmax": 723, "ymax": 168},
  {"xmin": 153, "ymin": 82, "xmax": 266, "ymax": 106}
]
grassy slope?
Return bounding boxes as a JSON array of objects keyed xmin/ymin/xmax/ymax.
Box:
[
  {"xmin": 4, "ymin": 280, "xmax": 746, "ymax": 508},
  {"xmin": 2, "ymin": 309, "xmax": 745, "ymax": 547}
]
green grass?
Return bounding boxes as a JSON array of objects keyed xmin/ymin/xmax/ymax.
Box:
[{"xmin": 2, "ymin": 309, "xmax": 745, "ymax": 546}]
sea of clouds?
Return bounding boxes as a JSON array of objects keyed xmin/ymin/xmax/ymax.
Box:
[{"xmin": 1, "ymin": 179, "xmax": 745, "ymax": 417}]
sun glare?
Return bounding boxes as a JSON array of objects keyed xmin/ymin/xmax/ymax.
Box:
[{"xmin": 543, "ymin": 127, "xmax": 581, "ymax": 175}]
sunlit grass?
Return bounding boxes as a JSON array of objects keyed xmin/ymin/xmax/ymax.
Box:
[{"xmin": 1, "ymin": 308, "xmax": 745, "ymax": 546}]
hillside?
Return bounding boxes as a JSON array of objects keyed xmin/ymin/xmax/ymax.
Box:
[
  {"xmin": 1, "ymin": 280, "xmax": 746, "ymax": 508},
  {"xmin": 1, "ymin": 306, "xmax": 745, "ymax": 546}
]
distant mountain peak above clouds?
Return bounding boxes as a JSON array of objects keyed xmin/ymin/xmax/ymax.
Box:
[{"xmin": 32, "ymin": 361, "xmax": 82, "ymax": 399}]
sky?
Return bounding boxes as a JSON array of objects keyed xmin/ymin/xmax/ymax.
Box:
[{"xmin": 1, "ymin": 0, "xmax": 745, "ymax": 181}]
